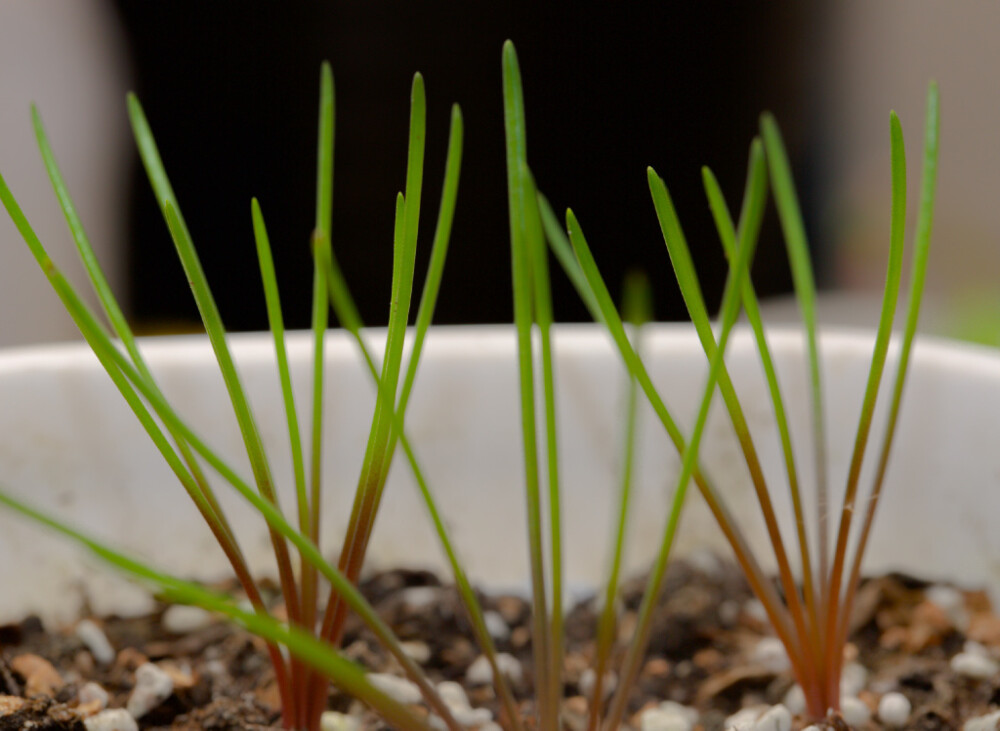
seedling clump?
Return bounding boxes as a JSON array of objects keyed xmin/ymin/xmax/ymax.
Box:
[{"xmin": 0, "ymin": 40, "xmax": 939, "ymax": 731}]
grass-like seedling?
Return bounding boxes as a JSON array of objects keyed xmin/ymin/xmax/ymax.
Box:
[
  {"xmin": 537, "ymin": 63, "xmax": 940, "ymax": 719},
  {"xmin": 0, "ymin": 61, "xmax": 495, "ymax": 731},
  {"xmin": 0, "ymin": 38, "xmax": 939, "ymax": 731}
]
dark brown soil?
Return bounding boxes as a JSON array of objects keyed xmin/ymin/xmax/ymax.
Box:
[{"xmin": 1, "ymin": 560, "xmax": 997, "ymax": 730}]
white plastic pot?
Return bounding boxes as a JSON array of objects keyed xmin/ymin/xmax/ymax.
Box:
[{"xmin": 1, "ymin": 324, "xmax": 998, "ymax": 625}]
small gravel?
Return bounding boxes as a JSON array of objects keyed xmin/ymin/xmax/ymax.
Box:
[
  {"xmin": 483, "ymin": 610, "xmax": 510, "ymax": 641},
  {"xmin": 75, "ymin": 620, "xmax": 115, "ymax": 665},
  {"xmin": 320, "ymin": 710, "xmax": 360, "ymax": 731},
  {"xmin": 964, "ymin": 709, "xmax": 1000, "ymax": 731},
  {"xmin": 840, "ymin": 661, "xmax": 869, "ymax": 697},
  {"xmin": 640, "ymin": 704, "xmax": 696, "ymax": 731},
  {"xmin": 465, "ymin": 653, "xmax": 522, "ymax": 685},
  {"xmin": 578, "ymin": 668, "xmax": 617, "ymax": 699},
  {"xmin": 79, "ymin": 682, "xmax": 109, "ymax": 706},
  {"xmin": 366, "ymin": 673, "xmax": 422, "ymax": 705},
  {"xmin": 951, "ymin": 651, "xmax": 999, "ymax": 679},
  {"xmin": 750, "ymin": 638, "xmax": 790, "ymax": 674},
  {"xmin": 83, "ymin": 708, "xmax": 138, "ymax": 731},
  {"xmin": 877, "ymin": 691, "xmax": 911, "ymax": 727},
  {"xmin": 781, "ymin": 685, "xmax": 805, "ymax": 715},
  {"xmin": 126, "ymin": 663, "xmax": 174, "ymax": 719},
  {"xmin": 753, "ymin": 704, "xmax": 790, "ymax": 731},
  {"xmin": 161, "ymin": 605, "xmax": 213, "ymax": 634},
  {"xmin": 724, "ymin": 705, "xmax": 767, "ymax": 730},
  {"xmin": 841, "ymin": 696, "xmax": 871, "ymax": 726}
]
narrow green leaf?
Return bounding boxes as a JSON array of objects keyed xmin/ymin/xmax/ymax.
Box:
[
  {"xmin": 503, "ymin": 39, "xmax": 555, "ymax": 730},
  {"xmin": 321, "ymin": 72, "xmax": 427, "ymax": 654},
  {"xmin": 397, "ymin": 103, "xmax": 463, "ymax": 420},
  {"xmin": 760, "ymin": 113, "xmax": 830, "ymax": 589},
  {"xmin": 538, "ymin": 192, "xmax": 602, "ymax": 320},
  {"xmin": 823, "ymin": 111, "xmax": 908, "ymax": 672},
  {"xmin": 321, "ymin": 254, "xmax": 525, "ymax": 731},
  {"xmin": 837, "ymin": 80, "xmax": 940, "ymax": 683},
  {"xmin": 129, "ymin": 95, "xmax": 299, "ymax": 621},
  {"xmin": 32, "ymin": 106, "xmax": 243, "ymax": 559},
  {"xmin": 587, "ymin": 272, "xmax": 649, "ymax": 730},
  {"xmin": 600, "ymin": 166, "xmax": 761, "ymax": 729},
  {"xmin": 0, "ymin": 180, "xmax": 459, "ymax": 726},
  {"xmin": 701, "ymin": 149, "xmax": 823, "ymax": 674},
  {"xmin": 648, "ymin": 165, "xmax": 815, "ymax": 679},
  {"xmin": 561, "ymin": 206, "xmax": 800, "ymax": 677},
  {"xmin": 0, "ymin": 488, "xmax": 435, "ymax": 731},
  {"xmin": 522, "ymin": 163, "xmax": 564, "ymax": 714},
  {"xmin": 252, "ymin": 199, "xmax": 308, "ymax": 544}
]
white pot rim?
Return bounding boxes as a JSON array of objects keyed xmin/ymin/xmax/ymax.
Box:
[{"xmin": 0, "ymin": 322, "xmax": 997, "ymax": 623}]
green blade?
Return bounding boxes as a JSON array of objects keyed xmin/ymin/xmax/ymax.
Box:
[
  {"xmin": 760, "ymin": 113, "xmax": 830, "ymax": 588},
  {"xmin": 503, "ymin": 39, "xmax": 556, "ymax": 730},
  {"xmin": 648, "ymin": 165, "xmax": 815, "ymax": 676},
  {"xmin": 129, "ymin": 95, "xmax": 299, "ymax": 622},
  {"xmin": 0, "ymin": 488, "xmax": 435, "ymax": 731},
  {"xmin": 599, "ymin": 163, "xmax": 761, "ymax": 728},
  {"xmin": 587, "ymin": 271, "xmax": 650, "ymax": 729},
  {"xmin": 837, "ymin": 80, "xmax": 940, "ymax": 685}
]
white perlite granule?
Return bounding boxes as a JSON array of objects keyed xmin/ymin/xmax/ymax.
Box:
[
  {"xmin": 877, "ymin": 692, "xmax": 911, "ymax": 727},
  {"xmin": 753, "ymin": 704, "xmax": 791, "ymax": 731},
  {"xmin": 365, "ymin": 673, "xmax": 422, "ymax": 705},
  {"xmin": 126, "ymin": 663, "xmax": 174, "ymax": 719},
  {"xmin": 840, "ymin": 697, "xmax": 871, "ymax": 726},
  {"xmin": 83, "ymin": 708, "xmax": 138, "ymax": 731},
  {"xmin": 75, "ymin": 620, "xmax": 115, "ymax": 666}
]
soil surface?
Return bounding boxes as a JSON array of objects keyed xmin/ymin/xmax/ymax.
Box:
[{"xmin": 1, "ymin": 559, "xmax": 998, "ymax": 730}]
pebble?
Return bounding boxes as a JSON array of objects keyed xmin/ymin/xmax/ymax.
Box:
[
  {"xmin": 686, "ymin": 549, "xmax": 724, "ymax": 578},
  {"xmin": 640, "ymin": 706, "xmax": 694, "ymax": 731},
  {"xmin": 450, "ymin": 706, "xmax": 493, "ymax": 726},
  {"xmin": 951, "ymin": 651, "xmax": 999, "ymax": 680},
  {"xmin": 926, "ymin": 585, "xmax": 970, "ymax": 631},
  {"xmin": 840, "ymin": 661, "xmax": 869, "ymax": 697},
  {"xmin": 753, "ymin": 705, "xmax": 791, "ymax": 731},
  {"xmin": 400, "ymin": 641, "xmax": 432, "ymax": 664},
  {"xmin": 79, "ymin": 682, "xmax": 110, "ymax": 707},
  {"xmin": 320, "ymin": 710, "xmax": 360, "ymax": 731},
  {"xmin": 465, "ymin": 653, "xmax": 523, "ymax": 685},
  {"xmin": 743, "ymin": 599, "xmax": 768, "ymax": 624},
  {"xmin": 161, "ymin": 605, "xmax": 213, "ymax": 634},
  {"xmin": 75, "ymin": 620, "xmax": 116, "ymax": 666},
  {"xmin": 483, "ymin": 610, "xmax": 510, "ymax": 642},
  {"xmin": 718, "ymin": 600, "xmax": 741, "ymax": 627},
  {"xmin": 400, "ymin": 586, "xmax": 440, "ymax": 611},
  {"xmin": 10, "ymin": 653, "xmax": 64, "ymax": 697},
  {"xmin": 366, "ymin": 673, "xmax": 422, "ymax": 705},
  {"xmin": 126, "ymin": 663, "xmax": 174, "ymax": 719},
  {"xmin": 578, "ymin": 668, "xmax": 617, "ymax": 699},
  {"xmin": 436, "ymin": 680, "xmax": 470, "ymax": 710},
  {"xmin": 0, "ymin": 695, "xmax": 24, "ymax": 716},
  {"xmin": 964, "ymin": 640, "xmax": 991, "ymax": 657},
  {"xmin": 877, "ymin": 692, "xmax": 911, "ymax": 727},
  {"xmin": 83, "ymin": 709, "xmax": 139, "ymax": 731},
  {"xmin": 841, "ymin": 696, "xmax": 871, "ymax": 726},
  {"xmin": 724, "ymin": 705, "xmax": 767, "ymax": 730},
  {"xmin": 750, "ymin": 638, "xmax": 790, "ymax": 674},
  {"xmin": 77, "ymin": 682, "xmax": 110, "ymax": 717},
  {"xmin": 661, "ymin": 702, "xmax": 699, "ymax": 726},
  {"xmin": 964, "ymin": 709, "xmax": 1000, "ymax": 731},
  {"xmin": 781, "ymin": 685, "xmax": 805, "ymax": 716}
]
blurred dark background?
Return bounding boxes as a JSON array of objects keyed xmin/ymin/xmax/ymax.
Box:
[{"xmin": 111, "ymin": 2, "xmax": 819, "ymax": 332}]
